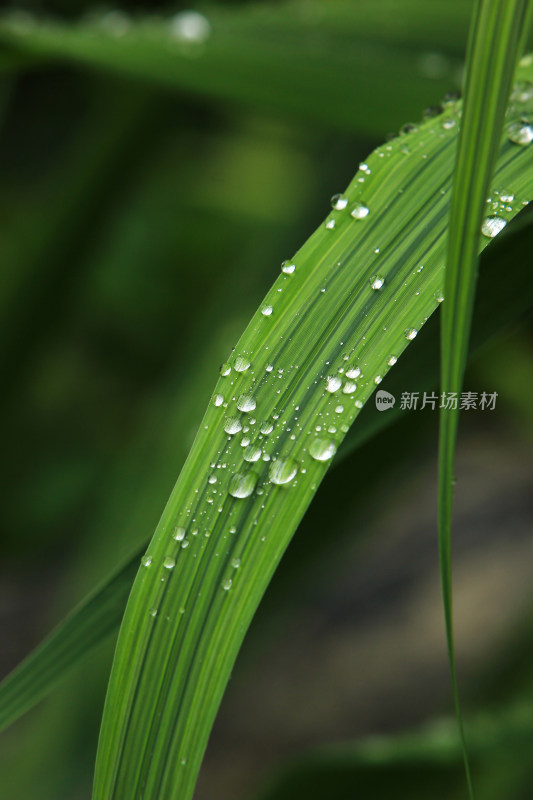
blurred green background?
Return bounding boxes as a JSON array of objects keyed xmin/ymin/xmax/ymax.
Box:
[{"xmin": 1, "ymin": 1, "xmax": 533, "ymax": 798}]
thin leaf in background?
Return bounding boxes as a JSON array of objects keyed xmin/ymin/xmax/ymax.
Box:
[{"xmin": 439, "ymin": 2, "xmax": 532, "ymax": 795}]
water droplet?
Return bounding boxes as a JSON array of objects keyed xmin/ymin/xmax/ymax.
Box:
[
  {"xmin": 261, "ymin": 304, "xmax": 273, "ymax": 316},
  {"xmin": 243, "ymin": 445, "xmax": 262, "ymax": 462},
  {"xmin": 499, "ymin": 192, "xmax": 514, "ymax": 203},
  {"xmin": 507, "ymin": 119, "xmax": 533, "ymax": 146},
  {"xmin": 141, "ymin": 554, "xmax": 152, "ymax": 567},
  {"xmin": 149, "ymin": 607, "xmax": 158, "ymax": 617},
  {"xmin": 163, "ymin": 555, "xmax": 176, "ymax": 569},
  {"xmin": 260, "ymin": 421, "xmax": 274, "ymax": 435},
  {"xmin": 229, "ymin": 471, "xmax": 258, "ymax": 498},
  {"xmin": 281, "ymin": 260, "xmax": 295, "ymax": 274},
  {"xmin": 170, "ymin": 10, "xmax": 211, "ymax": 44},
  {"xmin": 325, "ymin": 219, "xmax": 336, "ymax": 230},
  {"xmin": 370, "ymin": 274, "xmax": 385, "ymax": 290},
  {"xmin": 224, "ymin": 417, "xmax": 243, "ymax": 435},
  {"xmin": 434, "ymin": 290, "xmax": 445, "ymax": 303},
  {"xmin": 222, "ymin": 578, "xmax": 232, "ymax": 591},
  {"xmin": 220, "ymin": 363, "xmax": 231, "ymax": 376},
  {"xmin": 173, "ymin": 527, "xmax": 186, "ymax": 541},
  {"xmin": 326, "ymin": 376, "xmax": 342, "ymax": 393},
  {"xmin": 237, "ymin": 394, "xmax": 257, "ymax": 413},
  {"xmin": 269, "ymin": 457, "xmax": 299, "ymax": 484},
  {"xmin": 350, "ymin": 202, "xmax": 370, "ymax": 219},
  {"xmin": 335, "ymin": 405, "xmax": 344, "ymax": 413},
  {"xmin": 214, "ymin": 394, "xmax": 224, "ymax": 407},
  {"xmin": 331, "ymin": 193, "xmax": 348, "ymax": 210},
  {"xmin": 359, "ymin": 163, "xmax": 371, "ymax": 175},
  {"xmin": 309, "ymin": 438, "xmax": 337, "ymax": 462},
  {"xmin": 234, "ymin": 356, "xmax": 251, "ymax": 372},
  {"xmin": 387, "ymin": 355, "xmax": 398, "ymax": 366},
  {"xmin": 481, "ymin": 216, "xmax": 507, "ymax": 238},
  {"xmin": 208, "ymin": 474, "xmax": 217, "ymax": 484},
  {"xmin": 512, "ymin": 81, "xmax": 533, "ymax": 103},
  {"xmin": 231, "ymin": 557, "xmax": 241, "ymax": 569},
  {"xmin": 181, "ymin": 540, "xmax": 190, "ymax": 549},
  {"xmin": 405, "ymin": 328, "xmax": 418, "ymax": 340},
  {"xmin": 442, "ymin": 118, "xmax": 456, "ymax": 130},
  {"xmin": 342, "ymin": 380, "xmax": 357, "ymax": 394},
  {"xmin": 346, "ymin": 366, "xmax": 361, "ymax": 379},
  {"xmin": 374, "ymin": 375, "xmax": 382, "ymax": 385}
]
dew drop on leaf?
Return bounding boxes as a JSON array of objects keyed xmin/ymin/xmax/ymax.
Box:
[
  {"xmin": 237, "ymin": 394, "xmax": 257, "ymax": 412},
  {"xmin": 309, "ymin": 438, "xmax": 337, "ymax": 462},
  {"xmin": 350, "ymin": 202, "xmax": 370, "ymax": 219},
  {"xmin": 269, "ymin": 457, "xmax": 299, "ymax": 485},
  {"xmin": 228, "ymin": 471, "xmax": 258, "ymax": 498},
  {"xmin": 281, "ymin": 260, "xmax": 295, "ymax": 274},
  {"xmin": 224, "ymin": 417, "xmax": 243, "ymax": 435},
  {"xmin": 481, "ymin": 216, "xmax": 507, "ymax": 238},
  {"xmin": 163, "ymin": 556, "xmax": 176, "ymax": 569},
  {"xmin": 507, "ymin": 120, "xmax": 533, "ymax": 146},
  {"xmin": 330, "ymin": 193, "xmax": 348, "ymax": 210}
]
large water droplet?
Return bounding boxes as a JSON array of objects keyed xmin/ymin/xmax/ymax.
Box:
[
  {"xmin": 345, "ymin": 366, "xmax": 361, "ymax": 379},
  {"xmin": 309, "ymin": 438, "xmax": 337, "ymax": 462},
  {"xmin": 237, "ymin": 394, "xmax": 257, "ymax": 413},
  {"xmin": 370, "ymin": 274, "xmax": 385, "ymax": 290},
  {"xmin": 243, "ymin": 445, "xmax": 262, "ymax": 462},
  {"xmin": 281, "ymin": 260, "xmax": 295, "ymax": 274},
  {"xmin": 507, "ymin": 119, "xmax": 533, "ymax": 146},
  {"xmin": 269, "ymin": 457, "xmax": 299, "ymax": 484},
  {"xmin": 261, "ymin": 304, "xmax": 273, "ymax": 316},
  {"xmin": 170, "ymin": 10, "xmax": 211, "ymax": 44},
  {"xmin": 229, "ymin": 471, "xmax": 258, "ymax": 498},
  {"xmin": 350, "ymin": 202, "xmax": 370, "ymax": 219},
  {"xmin": 163, "ymin": 555, "xmax": 176, "ymax": 569},
  {"xmin": 213, "ymin": 394, "xmax": 224, "ymax": 406},
  {"xmin": 234, "ymin": 356, "xmax": 251, "ymax": 372},
  {"xmin": 331, "ymin": 193, "xmax": 348, "ymax": 210},
  {"xmin": 173, "ymin": 527, "xmax": 186, "ymax": 541},
  {"xmin": 481, "ymin": 216, "xmax": 507, "ymax": 238},
  {"xmin": 224, "ymin": 417, "xmax": 243, "ymax": 435},
  {"xmin": 342, "ymin": 380, "xmax": 357, "ymax": 394},
  {"xmin": 260, "ymin": 421, "xmax": 274, "ymax": 435}
]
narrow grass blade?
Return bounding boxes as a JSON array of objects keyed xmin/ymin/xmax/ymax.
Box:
[
  {"xmin": 91, "ymin": 60, "xmax": 533, "ymax": 800},
  {"xmin": 439, "ymin": 2, "xmax": 532, "ymax": 796},
  {"xmin": 0, "ymin": 551, "xmax": 140, "ymax": 732}
]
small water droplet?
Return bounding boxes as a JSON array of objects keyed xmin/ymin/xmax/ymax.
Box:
[
  {"xmin": 374, "ymin": 375, "xmax": 382, "ymax": 385},
  {"xmin": 481, "ymin": 216, "xmax": 507, "ymax": 238},
  {"xmin": 350, "ymin": 202, "xmax": 370, "ymax": 219},
  {"xmin": 507, "ymin": 119, "xmax": 533, "ymax": 146},
  {"xmin": 343, "ymin": 380, "xmax": 357, "ymax": 394},
  {"xmin": 309, "ymin": 438, "xmax": 337, "ymax": 462},
  {"xmin": 387, "ymin": 355, "xmax": 398, "ymax": 366},
  {"xmin": 346, "ymin": 366, "xmax": 361, "ymax": 379},
  {"xmin": 208, "ymin": 474, "xmax": 217, "ymax": 484},
  {"xmin": 229, "ymin": 471, "xmax": 258, "ymax": 498},
  {"xmin": 173, "ymin": 527, "xmax": 186, "ymax": 541},
  {"xmin": 234, "ymin": 357, "xmax": 251, "ymax": 372},
  {"xmin": 434, "ymin": 290, "xmax": 445, "ymax": 303},
  {"xmin": 231, "ymin": 557, "xmax": 241, "ymax": 569},
  {"xmin": 181, "ymin": 540, "xmax": 190, "ymax": 549},
  {"xmin": 269, "ymin": 457, "xmax": 299, "ymax": 485},
  {"xmin": 220, "ymin": 363, "xmax": 231, "ymax": 376},
  {"xmin": 170, "ymin": 10, "xmax": 211, "ymax": 44},
  {"xmin": 163, "ymin": 555, "xmax": 176, "ymax": 569},
  {"xmin": 325, "ymin": 219, "xmax": 336, "ymax": 230},
  {"xmin": 326, "ymin": 376, "xmax": 342, "ymax": 393},
  {"xmin": 370, "ymin": 274, "xmax": 385, "ymax": 290},
  {"xmin": 214, "ymin": 394, "xmax": 224, "ymax": 406},
  {"xmin": 405, "ymin": 328, "xmax": 418, "ymax": 340},
  {"xmin": 281, "ymin": 260, "xmax": 295, "ymax": 274},
  {"xmin": 335, "ymin": 405, "xmax": 344, "ymax": 413},
  {"xmin": 331, "ymin": 193, "xmax": 348, "ymax": 210},
  {"xmin": 261, "ymin": 304, "xmax": 273, "ymax": 316},
  {"xmin": 149, "ymin": 607, "xmax": 158, "ymax": 617},
  {"xmin": 260, "ymin": 421, "xmax": 274, "ymax": 435},
  {"xmin": 237, "ymin": 394, "xmax": 257, "ymax": 413},
  {"xmin": 141, "ymin": 554, "xmax": 152, "ymax": 567},
  {"xmin": 442, "ymin": 118, "xmax": 456, "ymax": 130},
  {"xmin": 222, "ymin": 578, "xmax": 232, "ymax": 591},
  {"xmin": 224, "ymin": 417, "xmax": 243, "ymax": 435}
]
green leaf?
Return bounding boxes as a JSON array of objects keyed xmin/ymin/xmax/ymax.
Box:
[
  {"xmin": 438, "ymin": 2, "xmax": 532, "ymax": 795},
  {"xmin": 0, "ymin": 1, "xmax": 472, "ymax": 136},
  {"xmin": 91, "ymin": 60, "xmax": 533, "ymax": 799},
  {"xmin": 1, "ymin": 207, "xmax": 533, "ymax": 737}
]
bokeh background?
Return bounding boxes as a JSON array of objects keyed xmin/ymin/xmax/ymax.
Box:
[{"xmin": 1, "ymin": 1, "xmax": 533, "ymax": 798}]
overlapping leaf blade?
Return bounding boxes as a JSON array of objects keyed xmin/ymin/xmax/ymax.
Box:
[{"xmin": 439, "ymin": 2, "xmax": 532, "ymax": 795}]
